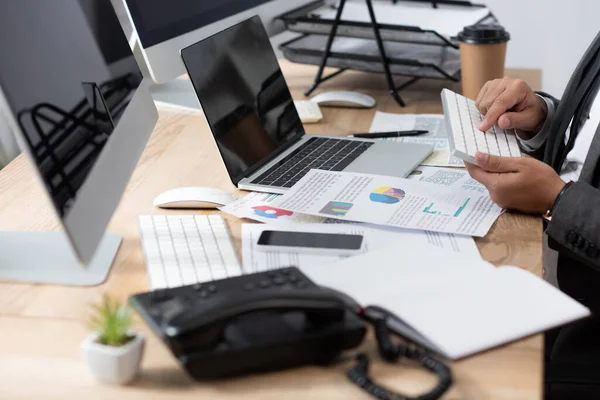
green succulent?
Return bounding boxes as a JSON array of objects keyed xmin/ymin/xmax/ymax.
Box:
[{"xmin": 89, "ymin": 295, "xmax": 134, "ymax": 347}]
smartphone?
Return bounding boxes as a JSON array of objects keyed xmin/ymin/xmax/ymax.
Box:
[{"xmin": 256, "ymin": 230, "xmax": 364, "ymax": 255}]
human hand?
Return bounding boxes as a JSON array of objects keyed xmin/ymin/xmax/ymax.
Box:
[
  {"xmin": 475, "ymin": 77, "xmax": 548, "ymax": 137},
  {"xmin": 465, "ymin": 152, "xmax": 565, "ymax": 214}
]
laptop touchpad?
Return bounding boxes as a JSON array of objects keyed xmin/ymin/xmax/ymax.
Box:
[{"xmin": 343, "ymin": 141, "xmax": 432, "ymax": 178}]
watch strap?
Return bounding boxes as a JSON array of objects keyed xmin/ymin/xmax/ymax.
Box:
[{"xmin": 545, "ymin": 180, "xmax": 575, "ymax": 221}]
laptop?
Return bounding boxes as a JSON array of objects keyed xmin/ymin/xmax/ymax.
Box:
[{"xmin": 180, "ymin": 16, "xmax": 432, "ymax": 194}]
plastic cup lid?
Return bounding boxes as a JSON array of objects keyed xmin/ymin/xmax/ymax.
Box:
[{"xmin": 457, "ymin": 24, "xmax": 510, "ymax": 45}]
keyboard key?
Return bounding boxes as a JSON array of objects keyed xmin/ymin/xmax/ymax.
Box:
[
  {"xmin": 211, "ymin": 269, "xmax": 228, "ymax": 280},
  {"xmin": 442, "ymin": 89, "xmax": 521, "ymax": 163},
  {"xmin": 147, "ymin": 263, "xmax": 167, "ymax": 289},
  {"xmin": 486, "ymin": 127, "xmax": 502, "ymax": 156},
  {"xmin": 138, "ymin": 215, "xmax": 241, "ymax": 290},
  {"xmin": 330, "ymin": 145, "xmax": 371, "ymax": 171},
  {"xmin": 251, "ymin": 137, "xmax": 373, "ymax": 188}
]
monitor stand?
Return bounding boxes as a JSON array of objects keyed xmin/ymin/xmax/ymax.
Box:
[
  {"xmin": 0, "ymin": 232, "xmax": 121, "ymax": 286},
  {"xmin": 149, "ymin": 79, "xmax": 202, "ymax": 112},
  {"xmin": 130, "ymin": 37, "xmax": 201, "ymax": 112}
]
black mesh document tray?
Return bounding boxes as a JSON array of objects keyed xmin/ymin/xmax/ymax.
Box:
[{"xmin": 281, "ymin": 35, "xmax": 461, "ymax": 81}]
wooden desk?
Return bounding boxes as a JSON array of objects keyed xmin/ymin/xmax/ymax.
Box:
[{"xmin": 0, "ymin": 60, "xmax": 543, "ymax": 399}]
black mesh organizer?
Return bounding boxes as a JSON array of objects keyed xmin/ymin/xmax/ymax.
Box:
[
  {"xmin": 281, "ymin": 35, "xmax": 461, "ymax": 80},
  {"xmin": 278, "ymin": 0, "xmax": 495, "ymax": 107}
]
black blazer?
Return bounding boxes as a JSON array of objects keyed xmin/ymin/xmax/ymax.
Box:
[{"xmin": 533, "ymin": 31, "xmax": 600, "ymax": 309}]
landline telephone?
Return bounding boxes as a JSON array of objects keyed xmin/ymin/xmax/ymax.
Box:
[
  {"xmin": 130, "ymin": 267, "xmax": 366, "ymax": 378},
  {"xmin": 130, "ymin": 267, "xmax": 452, "ymax": 399}
]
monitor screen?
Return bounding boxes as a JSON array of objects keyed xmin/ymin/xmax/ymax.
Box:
[
  {"xmin": 181, "ymin": 16, "xmax": 304, "ymax": 184},
  {"xmin": 0, "ymin": 0, "xmax": 143, "ymax": 218},
  {"xmin": 125, "ymin": 0, "xmax": 274, "ymax": 48}
]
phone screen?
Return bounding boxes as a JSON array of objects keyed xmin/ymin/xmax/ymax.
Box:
[{"xmin": 257, "ymin": 231, "xmax": 364, "ymax": 250}]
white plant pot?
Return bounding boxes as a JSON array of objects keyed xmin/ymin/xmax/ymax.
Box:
[{"xmin": 81, "ymin": 331, "xmax": 145, "ymax": 385}]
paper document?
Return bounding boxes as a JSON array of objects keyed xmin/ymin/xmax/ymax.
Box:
[
  {"xmin": 407, "ymin": 165, "xmax": 487, "ymax": 193},
  {"xmin": 222, "ymin": 167, "xmax": 487, "ymax": 225},
  {"xmin": 242, "ymin": 223, "xmax": 481, "ymax": 273},
  {"xmin": 317, "ymin": 1, "xmax": 491, "ymax": 38},
  {"xmin": 300, "ymin": 245, "xmax": 590, "ymax": 359},
  {"xmin": 369, "ymin": 112, "xmax": 463, "ymax": 167},
  {"xmin": 219, "ymin": 192, "xmax": 326, "ymax": 224},
  {"xmin": 270, "ymin": 170, "xmax": 503, "ymax": 237}
]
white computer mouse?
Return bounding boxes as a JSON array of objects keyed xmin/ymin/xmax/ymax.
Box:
[
  {"xmin": 310, "ymin": 91, "xmax": 376, "ymax": 108},
  {"xmin": 153, "ymin": 187, "xmax": 236, "ymax": 209}
]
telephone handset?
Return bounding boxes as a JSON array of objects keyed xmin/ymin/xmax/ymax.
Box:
[
  {"xmin": 131, "ymin": 267, "xmax": 453, "ymax": 399},
  {"xmin": 162, "ymin": 288, "xmax": 352, "ymax": 354},
  {"xmin": 130, "ymin": 267, "xmax": 367, "ymax": 379}
]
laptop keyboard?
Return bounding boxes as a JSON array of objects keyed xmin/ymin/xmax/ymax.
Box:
[{"xmin": 251, "ymin": 137, "xmax": 373, "ymax": 188}]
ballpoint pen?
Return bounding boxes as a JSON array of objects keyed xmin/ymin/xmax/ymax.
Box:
[{"xmin": 352, "ymin": 130, "xmax": 429, "ymax": 139}]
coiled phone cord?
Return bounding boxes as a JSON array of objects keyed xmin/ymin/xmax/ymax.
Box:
[{"xmin": 346, "ymin": 305, "xmax": 453, "ymax": 400}]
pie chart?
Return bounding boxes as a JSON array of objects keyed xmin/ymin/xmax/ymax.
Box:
[
  {"xmin": 253, "ymin": 205, "xmax": 294, "ymax": 219},
  {"xmin": 369, "ymin": 186, "xmax": 405, "ymax": 204}
]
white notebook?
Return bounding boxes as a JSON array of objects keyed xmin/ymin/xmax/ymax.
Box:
[{"xmin": 300, "ymin": 246, "xmax": 590, "ymax": 360}]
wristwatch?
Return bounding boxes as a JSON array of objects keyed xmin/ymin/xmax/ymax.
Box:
[{"xmin": 543, "ymin": 181, "xmax": 574, "ymax": 223}]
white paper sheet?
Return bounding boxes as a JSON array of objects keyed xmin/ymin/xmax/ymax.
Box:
[
  {"xmin": 219, "ymin": 192, "xmax": 326, "ymax": 224},
  {"xmin": 242, "ymin": 223, "xmax": 481, "ymax": 273},
  {"xmin": 300, "ymin": 246, "xmax": 591, "ymax": 359},
  {"xmin": 270, "ymin": 170, "xmax": 502, "ymax": 237},
  {"xmin": 317, "ymin": 1, "xmax": 491, "ymax": 38},
  {"xmin": 407, "ymin": 165, "xmax": 487, "ymax": 193},
  {"xmin": 368, "ymin": 112, "xmax": 464, "ymax": 168},
  {"xmin": 221, "ymin": 166, "xmax": 485, "ymax": 225}
]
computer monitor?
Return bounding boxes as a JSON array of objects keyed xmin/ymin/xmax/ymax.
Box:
[
  {"xmin": 0, "ymin": 0, "xmax": 158, "ymax": 285},
  {"xmin": 119, "ymin": 0, "xmax": 317, "ymax": 109}
]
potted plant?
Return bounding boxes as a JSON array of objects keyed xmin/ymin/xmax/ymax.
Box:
[{"xmin": 81, "ymin": 295, "xmax": 145, "ymax": 385}]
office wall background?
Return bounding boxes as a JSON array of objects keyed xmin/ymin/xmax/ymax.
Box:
[{"xmin": 487, "ymin": 0, "xmax": 600, "ymax": 96}]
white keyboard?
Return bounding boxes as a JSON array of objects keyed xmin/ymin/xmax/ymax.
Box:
[
  {"xmin": 294, "ymin": 100, "xmax": 323, "ymax": 123},
  {"xmin": 441, "ymin": 88, "xmax": 521, "ymax": 163},
  {"xmin": 138, "ymin": 215, "xmax": 242, "ymax": 290}
]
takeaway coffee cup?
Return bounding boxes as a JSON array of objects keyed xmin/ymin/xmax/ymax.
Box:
[{"xmin": 457, "ymin": 24, "xmax": 510, "ymax": 100}]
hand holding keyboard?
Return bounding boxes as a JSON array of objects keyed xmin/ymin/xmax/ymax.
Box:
[{"xmin": 441, "ymin": 89, "xmax": 521, "ymax": 164}]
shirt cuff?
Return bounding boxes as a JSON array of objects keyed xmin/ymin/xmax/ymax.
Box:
[{"xmin": 516, "ymin": 95, "xmax": 556, "ymax": 152}]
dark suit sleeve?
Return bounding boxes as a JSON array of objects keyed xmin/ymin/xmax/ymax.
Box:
[
  {"xmin": 517, "ymin": 91, "xmax": 560, "ymax": 160},
  {"xmin": 537, "ymin": 91, "xmax": 559, "ymax": 106},
  {"xmin": 546, "ymin": 181, "xmax": 600, "ymax": 270}
]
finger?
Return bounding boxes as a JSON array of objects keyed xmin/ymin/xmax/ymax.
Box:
[
  {"xmin": 464, "ymin": 161, "xmax": 477, "ymax": 171},
  {"xmin": 496, "ymin": 111, "xmax": 525, "ymax": 130},
  {"xmin": 465, "ymin": 162, "xmax": 496, "ymax": 187},
  {"xmin": 475, "ymin": 152, "xmax": 521, "ymax": 173},
  {"xmin": 464, "ymin": 162, "xmax": 480, "ymax": 176},
  {"xmin": 478, "ymin": 85, "xmax": 506, "ymax": 117},
  {"xmin": 475, "ymin": 82, "xmax": 491, "ymax": 110},
  {"xmin": 479, "ymin": 90, "xmax": 523, "ymax": 132}
]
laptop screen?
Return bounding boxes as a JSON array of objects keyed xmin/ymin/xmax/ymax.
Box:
[{"xmin": 181, "ymin": 16, "xmax": 305, "ymax": 185}]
